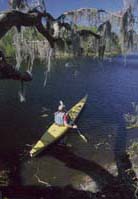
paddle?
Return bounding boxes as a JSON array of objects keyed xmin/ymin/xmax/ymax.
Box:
[
  {"xmin": 59, "ymin": 100, "xmax": 88, "ymax": 143},
  {"xmin": 76, "ymin": 128, "xmax": 88, "ymax": 143}
]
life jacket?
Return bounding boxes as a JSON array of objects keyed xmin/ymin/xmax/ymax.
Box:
[{"xmin": 54, "ymin": 111, "xmax": 65, "ymax": 125}]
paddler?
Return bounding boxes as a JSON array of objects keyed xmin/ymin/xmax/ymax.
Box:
[{"xmin": 54, "ymin": 101, "xmax": 77, "ymax": 129}]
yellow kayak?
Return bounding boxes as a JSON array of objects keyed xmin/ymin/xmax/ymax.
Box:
[{"xmin": 30, "ymin": 95, "xmax": 88, "ymax": 157}]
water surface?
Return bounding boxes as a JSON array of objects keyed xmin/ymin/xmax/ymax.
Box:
[{"xmin": 0, "ymin": 55, "xmax": 138, "ymax": 189}]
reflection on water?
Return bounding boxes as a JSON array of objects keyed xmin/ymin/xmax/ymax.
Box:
[{"xmin": 0, "ymin": 55, "xmax": 138, "ymax": 189}]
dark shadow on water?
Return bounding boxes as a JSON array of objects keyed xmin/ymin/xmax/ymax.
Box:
[
  {"xmin": 0, "ymin": 143, "xmax": 137, "ymax": 199},
  {"xmin": 30, "ymin": 116, "xmax": 138, "ymax": 198},
  {"xmin": 43, "ymin": 144, "xmax": 116, "ymax": 188},
  {"xmin": 0, "ymin": 185, "xmax": 99, "ymax": 199},
  {"xmin": 114, "ymin": 119, "xmax": 138, "ymax": 197},
  {"xmin": 1, "ymin": 119, "xmax": 137, "ymax": 198},
  {"xmin": 0, "ymin": 150, "xmax": 22, "ymax": 186}
]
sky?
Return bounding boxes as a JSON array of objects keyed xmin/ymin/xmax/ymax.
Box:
[
  {"xmin": 46, "ymin": 0, "xmax": 124, "ymax": 17},
  {"xmin": 0, "ymin": 0, "xmax": 124, "ymax": 17}
]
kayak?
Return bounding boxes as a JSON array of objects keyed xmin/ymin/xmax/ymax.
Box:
[{"xmin": 30, "ymin": 95, "xmax": 88, "ymax": 157}]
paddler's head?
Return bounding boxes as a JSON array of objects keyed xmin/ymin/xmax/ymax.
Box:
[{"xmin": 58, "ymin": 101, "xmax": 65, "ymax": 111}]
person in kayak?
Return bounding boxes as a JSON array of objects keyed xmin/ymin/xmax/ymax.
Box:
[{"xmin": 54, "ymin": 101, "xmax": 77, "ymax": 129}]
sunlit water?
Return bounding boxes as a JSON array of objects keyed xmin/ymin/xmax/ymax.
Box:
[{"xmin": 0, "ymin": 55, "xmax": 138, "ymax": 189}]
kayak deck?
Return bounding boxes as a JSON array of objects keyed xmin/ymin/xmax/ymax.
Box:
[{"xmin": 30, "ymin": 95, "xmax": 88, "ymax": 157}]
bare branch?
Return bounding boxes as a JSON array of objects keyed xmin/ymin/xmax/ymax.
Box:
[
  {"xmin": 34, "ymin": 174, "xmax": 51, "ymax": 187},
  {"xmin": 77, "ymin": 29, "xmax": 101, "ymax": 39}
]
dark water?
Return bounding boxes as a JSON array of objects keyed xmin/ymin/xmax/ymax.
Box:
[{"xmin": 0, "ymin": 55, "xmax": 138, "ymax": 189}]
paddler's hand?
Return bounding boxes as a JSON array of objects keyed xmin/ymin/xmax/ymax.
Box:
[{"xmin": 72, "ymin": 125, "xmax": 77, "ymax": 129}]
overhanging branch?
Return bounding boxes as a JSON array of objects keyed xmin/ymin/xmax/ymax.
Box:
[{"xmin": 0, "ymin": 10, "xmax": 55, "ymax": 47}]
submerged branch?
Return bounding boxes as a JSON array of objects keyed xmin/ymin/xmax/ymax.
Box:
[
  {"xmin": 34, "ymin": 174, "xmax": 51, "ymax": 187},
  {"xmin": 34, "ymin": 165, "xmax": 51, "ymax": 187}
]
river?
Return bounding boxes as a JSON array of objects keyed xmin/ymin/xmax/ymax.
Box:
[{"xmin": 0, "ymin": 54, "xmax": 138, "ymax": 191}]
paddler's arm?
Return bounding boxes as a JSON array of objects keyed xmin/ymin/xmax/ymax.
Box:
[
  {"xmin": 64, "ymin": 122, "xmax": 77, "ymax": 128},
  {"xmin": 63, "ymin": 114, "xmax": 77, "ymax": 128}
]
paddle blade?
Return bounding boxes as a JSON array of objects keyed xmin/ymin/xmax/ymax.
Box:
[{"xmin": 78, "ymin": 132, "xmax": 88, "ymax": 143}]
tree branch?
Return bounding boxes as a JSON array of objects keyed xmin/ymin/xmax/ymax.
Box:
[
  {"xmin": 0, "ymin": 10, "xmax": 55, "ymax": 47},
  {"xmin": 77, "ymin": 29, "xmax": 101, "ymax": 39}
]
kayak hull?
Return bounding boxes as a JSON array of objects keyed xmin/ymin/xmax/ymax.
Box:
[{"xmin": 30, "ymin": 95, "xmax": 87, "ymax": 157}]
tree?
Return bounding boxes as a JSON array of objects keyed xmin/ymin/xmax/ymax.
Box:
[{"xmin": 0, "ymin": 1, "xmax": 102, "ymax": 82}]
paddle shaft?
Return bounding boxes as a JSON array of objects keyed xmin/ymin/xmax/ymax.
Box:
[
  {"xmin": 64, "ymin": 105, "xmax": 88, "ymax": 143},
  {"xmin": 76, "ymin": 128, "xmax": 88, "ymax": 143},
  {"xmin": 68, "ymin": 114, "xmax": 88, "ymax": 143}
]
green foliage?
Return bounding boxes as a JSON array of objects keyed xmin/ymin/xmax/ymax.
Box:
[
  {"xmin": 0, "ymin": 26, "xmax": 120, "ymax": 58},
  {"xmin": 0, "ymin": 29, "xmax": 16, "ymax": 57},
  {"xmin": 77, "ymin": 25, "xmax": 97, "ymax": 33},
  {"xmin": 0, "ymin": 27, "xmax": 45, "ymax": 57},
  {"xmin": 23, "ymin": 27, "xmax": 44, "ymax": 40}
]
